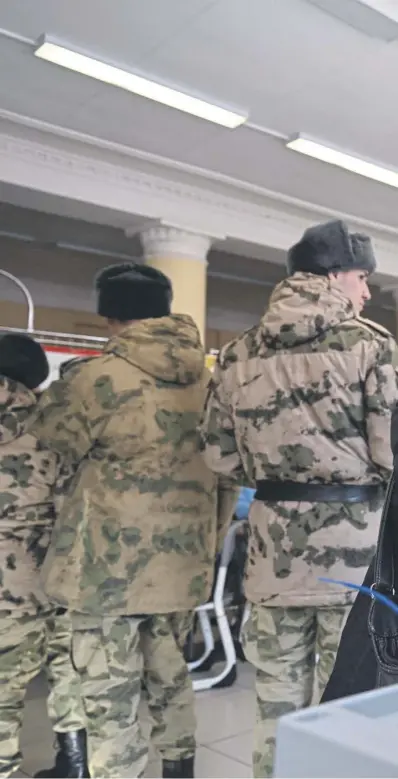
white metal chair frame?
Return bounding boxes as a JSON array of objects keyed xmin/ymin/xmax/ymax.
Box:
[{"xmin": 188, "ymin": 520, "xmax": 248, "ymax": 692}]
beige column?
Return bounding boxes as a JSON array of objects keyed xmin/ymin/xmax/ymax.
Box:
[
  {"xmin": 140, "ymin": 226, "xmax": 211, "ymax": 344},
  {"xmin": 394, "ymin": 290, "xmax": 398, "ymax": 340}
]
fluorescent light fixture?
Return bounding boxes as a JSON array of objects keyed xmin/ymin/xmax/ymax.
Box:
[
  {"xmin": 56, "ymin": 241, "xmax": 134, "ymax": 260},
  {"xmin": 34, "ymin": 38, "xmax": 247, "ymax": 129},
  {"xmin": 0, "ymin": 230, "xmax": 35, "ymax": 242},
  {"xmin": 286, "ymin": 135, "xmax": 398, "ymax": 188},
  {"xmin": 359, "ymin": 0, "xmax": 398, "ymax": 24}
]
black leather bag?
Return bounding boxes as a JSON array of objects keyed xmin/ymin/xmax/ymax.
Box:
[
  {"xmin": 321, "ymin": 559, "xmax": 377, "ymax": 702},
  {"xmin": 368, "ymin": 475, "xmax": 398, "ymax": 686}
]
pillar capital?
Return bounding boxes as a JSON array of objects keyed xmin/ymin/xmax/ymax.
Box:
[{"xmin": 140, "ymin": 225, "xmax": 211, "ymax": 263}]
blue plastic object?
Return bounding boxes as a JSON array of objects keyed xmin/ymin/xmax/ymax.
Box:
[
  {"xmin": 235, "ymin": 487, "xmax": 255, "ymax": 520},
  {"xmin": 319, "ymin": 577, "xmax": 398, "ymax": 615}
]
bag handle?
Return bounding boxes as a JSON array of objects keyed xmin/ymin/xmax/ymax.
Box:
[{"xmin": 373, "ymin": 475, "xmax": 396, "ymax": 596}]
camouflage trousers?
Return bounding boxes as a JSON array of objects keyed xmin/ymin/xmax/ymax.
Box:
[
  {"xmin": 45, "ymin": 609, "xmax": 86, "ymax": 732},
  {"xmin": 242, "ymin": 603, "xmax": 349, "ymax": 778},
  {"xmin": 0, "ymin": 609, "xmax": 86, "ymax": 777},
  {"xmin": 71, "ymin": 611, "xmax": 195, "ymax": 779}
]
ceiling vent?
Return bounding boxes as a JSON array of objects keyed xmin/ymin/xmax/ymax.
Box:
[{"xmin": 306, "ymin": 0, "xmax": 398, "ymax": 41}]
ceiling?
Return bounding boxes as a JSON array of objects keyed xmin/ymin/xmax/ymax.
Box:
[{"xmin": 0, "ymin": 0, "xmax": 398, "ymax": 227}]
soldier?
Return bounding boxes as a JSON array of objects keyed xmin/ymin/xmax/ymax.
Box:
[
  {"xmin": 199, "ymin": 219, "xmax": 398, "ymax": 777},
  {"xmin": 0, "ymin": 334, "xmax": 88, "ymax": 778},
  {"xmin": 35, "ymin": 359, "xmax": 90, "ymax": 779},
  {"xmin": 30, "ymin": 264, "xmax": 237, "ymax": 779}
]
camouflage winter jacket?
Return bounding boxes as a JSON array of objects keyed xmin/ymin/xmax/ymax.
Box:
[
  {"xmin": 31, "ymin": 315, "xmax": 237, "ymax": 616},
  {"xmin": 200, "ymin": 274, "xmax": 398, "ymax": 607},
  {"xmin": 0, "ymin": 377, "xmax": 58, "ymax": 615}
]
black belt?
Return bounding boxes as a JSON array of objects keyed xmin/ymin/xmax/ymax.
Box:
[{"xmin": 254, "ymin": 480, "xmax": 383, "ymax": 504}]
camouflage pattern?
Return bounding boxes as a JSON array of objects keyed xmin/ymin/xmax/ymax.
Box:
[
  {"xmin": 0, "ymin": 377, "xmax": 59, "ymax": 615},
  {"xmin": 71, "ymin": 611, "xmax": 195, "ymax": 778},
  {"xmin": 0, "ymin": 377, "xmax": 85, "ymax": 776},
  {"xmin": 142, "ymin": 611, "xmax": 195, "ymax": 762},
  {"xmin": 45, "ymin": 609, "xmax": 86, "ymax": 733},
  {"xmin": 42, "ymin": 361, "xmax": 87, "ymax": 735},
  {"xmin": 200, "ymin": 273, "xmax": 398, "ymax": 607},
  {"xmin": 0, "ymin": 375, "xmax": 85, "ymax": 775},
  {"xmin": 0, "ymin": 613, "xmax": 48, "ymax": 776},
  {"xmin": 0, "ymin": 611, "xmax": 86, "ymax": 777},
  {"xmin": 31, "ymin": 314, "xmax": 237, "ymax": 616},
  {"xmin": 242, "ymin": 603, "xmax": 349, "ymax": 777}
]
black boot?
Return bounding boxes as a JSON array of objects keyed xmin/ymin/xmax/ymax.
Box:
[
  {"xmin": 34, "ymin": 730, "xmax": 90, "ymax": 778},
  {"xmin": 162, "ymin": 756, "xmax": 195, "ymax": 778}
]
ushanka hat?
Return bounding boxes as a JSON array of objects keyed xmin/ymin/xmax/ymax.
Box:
[
  {"xmin": 0, "ymin": 333, "xmax": 49, "ymax": 389},
  {"xmin": 287, "ymin": 219, "xmax": 376, "ymax": 276},
  {"xmin": 96, "ymin": 262, "xmax": 173, "ymax": 321}
]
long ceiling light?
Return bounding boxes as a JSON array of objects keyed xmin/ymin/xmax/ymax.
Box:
[
  {"xmin": 34, "ymin": 37, "xmax": 247, "ymax": 129},
  {"xmin": 286, "ymin": 135, "xmax": 398, "ymax": 188}
]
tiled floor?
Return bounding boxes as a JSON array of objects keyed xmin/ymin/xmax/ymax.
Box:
[{"xmin": 18, "ymin": 661, "xmax": 255, "ymax": 778}]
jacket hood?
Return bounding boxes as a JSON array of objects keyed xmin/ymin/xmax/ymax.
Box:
[
  {"xmin": 0, "ymin": 376, "xmax": 37, "ymax": 444},
  {"xmin": 105, "ymin": 314, "xmax": 205, "ymax": 385},
  {"xmin": 261, "ymin": 273, "xmax": 355, "ymax": 348}
]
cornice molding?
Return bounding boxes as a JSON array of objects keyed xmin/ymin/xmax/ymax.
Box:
[{"xmin": 0, "ymin": 110, "xmax": 398, "ymax": 277}]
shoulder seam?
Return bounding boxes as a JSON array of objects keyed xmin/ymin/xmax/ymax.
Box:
[
  {"xmin": 220, "ymin": 324, "xmax": 258, "ymax": 363},
  {"xmin": 356, "ymin": 316, "xmax": 393, "ymax": 339}
]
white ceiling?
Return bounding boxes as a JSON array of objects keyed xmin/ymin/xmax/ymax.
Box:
[{"xmin": 1, "ymin": 0, "xmax": 398, "ymax": 227}]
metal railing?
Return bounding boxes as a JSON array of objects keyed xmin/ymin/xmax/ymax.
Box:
[{"xmin": 0, "ymin": 269, "xmax": 35, "ymax": 331}]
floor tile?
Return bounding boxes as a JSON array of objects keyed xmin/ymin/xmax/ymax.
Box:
[
  {"xmin": 22, "ymin": 736, "xmax": 54, "ymax": 779},
  {"xmin": 211, "ymin": 729, "xmax": 253, "ymax": 766},
  {"xmin": 196, "ymin": 745, "xmax": 252, "ymax": 778},
  {"xmin": 26, "ymin": 672, "xmax": 47, "ymax": 701},
  {"xmin": 235, "ymin": 660, "xmax": 255, "ymax": 690},
  {"xmin": 195, "ymin": 687, "xmax": 255, "ymax": 745},
  {"xmin": 19, "ymin": 664, "xmax": 256, "ymax": 777},
  {"xmin": 21, "ymin": 697, "xmax": 53, "ymax": 748},
  {"xmin": 21, "ymin": 696, "xmax": 54, "ymax": 776}
]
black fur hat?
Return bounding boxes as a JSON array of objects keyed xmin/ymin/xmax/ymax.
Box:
[
  {"xmin": 287, "ymin": 219, "xmax": 377, "ymax": 277},
  {"xmin": 0, "ymin": 333, "xmax": 49, "ymax": 390},
  {"xmin": 95, "ymin": 262, "xmax": 173, "ymax": 321}
]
